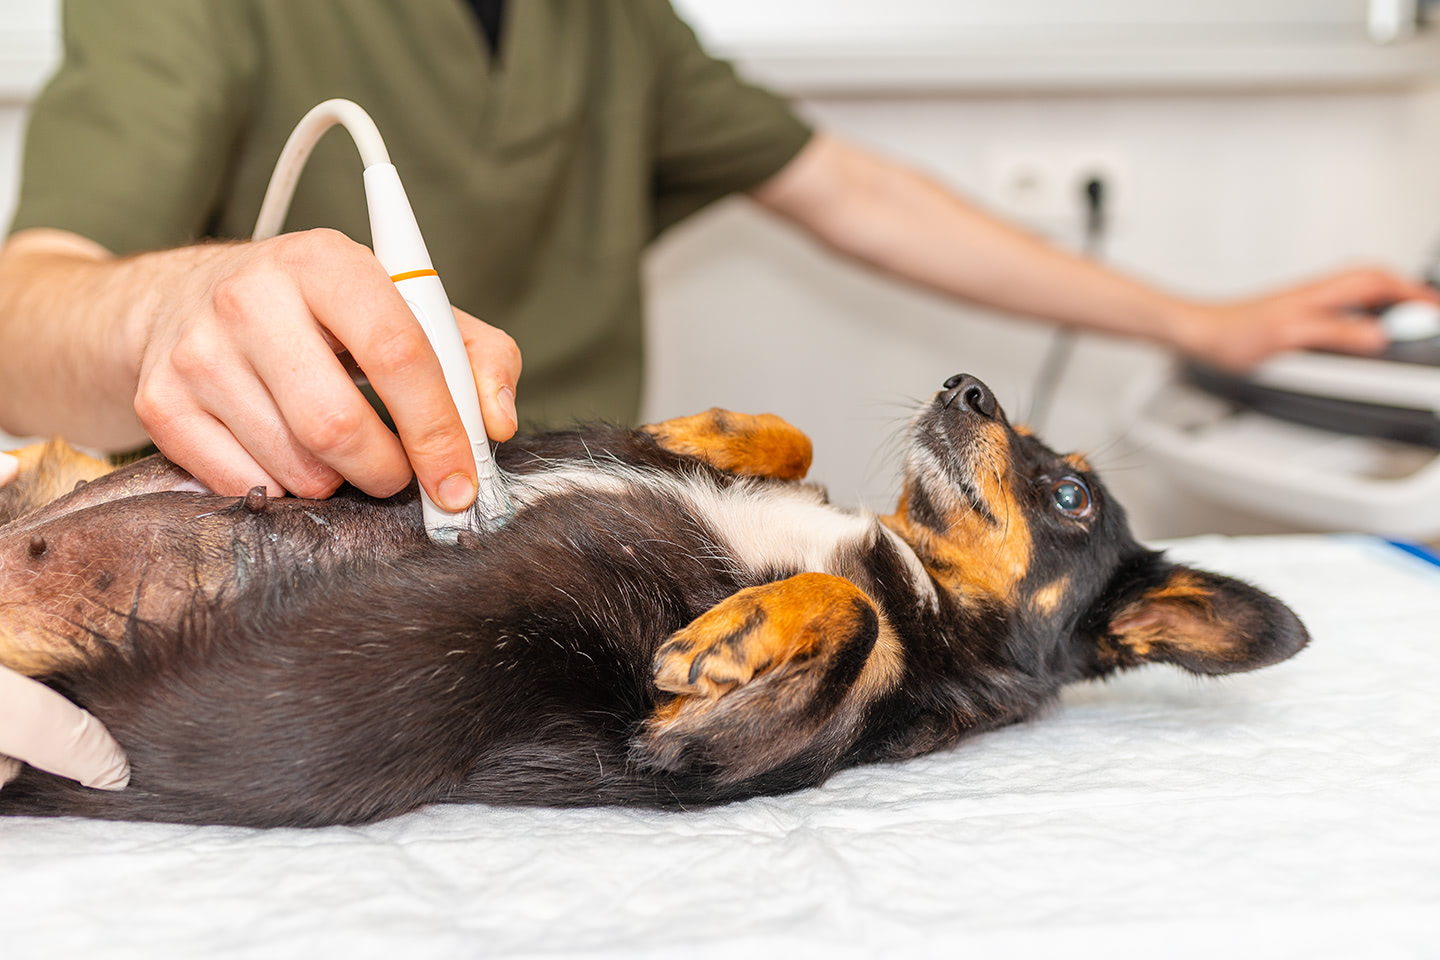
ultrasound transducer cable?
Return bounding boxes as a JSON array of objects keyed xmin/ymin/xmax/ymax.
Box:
[
  {"xmin": 251, "ymin": 99, "xmax": 510, "ymax": 542},
  {"xmin": 1025, "ymin": 175, "xmax": 1108, "ymax": 432}
]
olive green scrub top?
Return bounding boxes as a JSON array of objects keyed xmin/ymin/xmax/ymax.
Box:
[{"xmin": 10, "ymin": 0, "xmax": 813, "ymax": 428}]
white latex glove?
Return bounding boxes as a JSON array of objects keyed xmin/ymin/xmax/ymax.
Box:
[{"xmin": 0, "ymin": 665, "xmax": 130, "ymax": 789}]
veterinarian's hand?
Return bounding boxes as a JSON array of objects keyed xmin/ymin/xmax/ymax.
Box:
[
  {"xmin": 0, "ymin": 664, "xmax": 130, "ymax": 791},
  {"xmin": 0, "ymin": 452, "xmax": 16, "ymax": 487},
  {"xmin": 1169, "ymin": 267, "xmax": 1440, "ymax": 371},
  {"xmin": 128, "ymin": 228, "xmax": 522, "ymax": 504}
]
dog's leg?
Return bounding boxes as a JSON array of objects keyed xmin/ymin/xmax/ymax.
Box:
[
  {"xmin": 0, "ymin": 438, "xmax": 113, "ymax": 527},
  {"xmin": 639, "ymin": 573, "xmax": 903, "ymax": 782},
  {"xmin": 1, "ymin": 440, "xmax": 117, "ymax": 675},
  {"xmin": 642, "ymin": 408, "xmax": 813, "ymax": 481}
]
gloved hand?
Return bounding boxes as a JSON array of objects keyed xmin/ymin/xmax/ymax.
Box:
[
  {"xmin": 0, "ymin": 665, "xmax": 130, "ymax": 790},
  {"xmin": 0, "ymin": 449, "xmax": 129, "ymax": 790}
]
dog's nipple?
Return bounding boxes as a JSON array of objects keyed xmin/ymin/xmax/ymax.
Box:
[
  {"xmin": 243, "ymin": 487, "xmax": 268, "ymax": 514},
  {"xmin": 27, "ymin": 534, "xmax": 47, "ymax": 558}
]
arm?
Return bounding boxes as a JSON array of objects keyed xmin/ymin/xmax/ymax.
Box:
[
  {"xmin": 0, "ymin": 227, "xmax": 520, "ymax": 506},
  {"xmin": 752, "ymin": 134, "xmax": 1440, "ymax": 370}
]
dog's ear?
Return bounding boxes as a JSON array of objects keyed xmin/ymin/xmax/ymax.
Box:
[{"xmin": 1105, "ymin": 565, "xmax": 1308, "ymax": 675}]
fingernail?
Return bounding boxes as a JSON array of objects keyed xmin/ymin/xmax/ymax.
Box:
[
  {"xmin": 438, "ymin": 473, "xmax": 477, "ymax": 512},
  {"xmin": 0, "ymin": 452, "xmax": 18, "ymax": 486},
  {"xmin": 498, "ymin": 385, "xmax": 517, "ymax": 429}
]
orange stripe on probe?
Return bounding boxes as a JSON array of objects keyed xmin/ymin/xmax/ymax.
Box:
[{"xmin": 389, "ymin": 268, "xmax": 438, "ymax": 282}]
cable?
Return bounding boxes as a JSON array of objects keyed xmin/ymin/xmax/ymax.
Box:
[
  {"xmin": 1025, "ymin": 174, "xmax": 1107, "ymax": 432},
  {"xmin": 253, "ymin": 99, "xmax": 390, "ymax": 242}
]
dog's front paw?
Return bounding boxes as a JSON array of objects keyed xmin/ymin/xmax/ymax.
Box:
[
  {"xmin": 652, "ymin": 607, "xmax": 775, "ymax": 701},
  {"xmin": 637, "ymin": 574, "xmax": 899, "ymax": 782}
]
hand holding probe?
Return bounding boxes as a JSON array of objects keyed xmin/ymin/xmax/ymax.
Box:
[{"xmin": 252, "ymin": 99, "xmax": 510, "ymax": 541}]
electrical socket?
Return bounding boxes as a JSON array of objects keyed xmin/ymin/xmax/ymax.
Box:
[{"xmin": 983, "ymin": 145, "xmax": 1131, "ymax": 238}]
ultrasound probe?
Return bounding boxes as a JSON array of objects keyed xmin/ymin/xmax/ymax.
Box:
[{"xmin": 251, "ymin": 99, "xmax": 510, "ymax": 541}]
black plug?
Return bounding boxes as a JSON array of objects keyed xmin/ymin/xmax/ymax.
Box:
[{"xmin": 1081, "ymin": 174, "xmax": 1106, "ymax": 257}]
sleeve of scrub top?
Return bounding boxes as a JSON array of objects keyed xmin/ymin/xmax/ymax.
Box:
[
  {"xmin": 645, "ymin": 0, "xmax": 815, "ymax": 237},
  {"xmin": 8, "ymin": 0, "xmax": 258, "ymax": 255}
]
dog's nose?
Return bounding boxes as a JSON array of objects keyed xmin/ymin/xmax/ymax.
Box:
[{"xmin": 941, "ymin": 374, "xmax": 998, "ymax": 419}]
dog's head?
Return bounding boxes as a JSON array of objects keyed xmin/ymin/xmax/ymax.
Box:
[{"xmin": 883, "ymin": 374, "xmax": 1308, "ymax": 681}]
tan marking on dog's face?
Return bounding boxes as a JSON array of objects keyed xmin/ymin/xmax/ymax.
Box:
[
  {"xmin": 883, "ymin": 419, "xmax": 1033, "ymax": 602},
  {"xmin": 642, "ymin": 409, "xmax": 813, "ymax": 481},
  {"xmin": 1029, "ymin": 577, "xmax": 1071, "ymax": 617},
  {"xmin": 1063, "ymin": 452, "xmax": 1092, "ymax": 473},
  {"xmin": 1012, "ymin": 424, "xmax": 1034, "ymax": 437}
]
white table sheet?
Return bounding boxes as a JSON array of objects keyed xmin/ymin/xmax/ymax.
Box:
[{"xmin": 2, "ymin": 534, "xmax": 1437, "ymax": 959}]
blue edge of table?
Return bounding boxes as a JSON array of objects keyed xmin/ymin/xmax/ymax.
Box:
[{"xmin": 1386, "ymin": 539, "xmax": 1440, "ymax": 569}]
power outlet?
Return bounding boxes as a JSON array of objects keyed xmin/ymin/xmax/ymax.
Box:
[{"xmin": 983, "ymin": 146, "xmax": 1130, "ymax": 239}]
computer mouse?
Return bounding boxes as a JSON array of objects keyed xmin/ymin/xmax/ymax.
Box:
[{"xmin": 1378, "ymin": 300, "xmax": 1440, "ymax": 342}]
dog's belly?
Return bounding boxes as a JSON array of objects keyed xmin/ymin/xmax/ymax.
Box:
[{"xmin": 0, "ymin": 457, "xmax": 425, "ymax": 675}]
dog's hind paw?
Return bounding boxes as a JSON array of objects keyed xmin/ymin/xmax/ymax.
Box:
[
  {"xmin": 0, "ymin": 439, "xmax": 112, "ymax": 527},
  {"xmin": 642, "ymin": 409, "xmax": 812, "ymax": 481}
]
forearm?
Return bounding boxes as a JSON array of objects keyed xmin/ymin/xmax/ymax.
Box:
[
  {"xmin": 753, "ymin": 134, "xmax": 1197, "ymax": 349},
  {"xmin": 0, "ymin": 229, "xmax": 221, "ymax": 448}
]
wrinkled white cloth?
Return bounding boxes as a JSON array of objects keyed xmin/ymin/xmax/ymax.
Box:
[{"xmin": 1, "ymin": 534, "xmax": 1436, "ymax": 960}]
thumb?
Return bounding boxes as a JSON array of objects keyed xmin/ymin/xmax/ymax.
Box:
[{"xmin": 0, "ymin": 451, "xmax": 17, "ymax": 487}]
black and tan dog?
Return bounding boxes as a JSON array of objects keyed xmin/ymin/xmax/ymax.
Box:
[{"xmin": 0, "ymin": 374, "xmax": 1307, "ymax": 827}]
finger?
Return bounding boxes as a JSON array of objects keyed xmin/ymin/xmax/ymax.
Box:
[
  {"xmin": 226, "ymin": 277, "xmax": 411, "ymax": 498},
  {"xmin": 145, "ymin": 400, "xmax": 288, "ymax": 499},
  {"xmin": 1281, "ymin": 316, "xmax": 1388, "ymax": 356},
  {"xmin": 294, "ymin": 248, "xmax": 477, "ymax": 510},
  {"xmin": 0, "ymin": 666, "xmax": 130, "ymax": 790},
  {"xmin": 0, "ymin": 451, "xmax": 17, "ymax": 487},
  {"xmin": 0, "ymin": 755, "xmax": 20, "ymax": 787},
  {"xmin": 1306, "ymin": 269, "xmax": 1438, "ymax": 311},
  {"xmin": 457, "ymin": 308, "xmax": 521, "ymax": 442},
  {"xmin": 138, "ymin": 327, "xmax": 306, "ymax": 498}
]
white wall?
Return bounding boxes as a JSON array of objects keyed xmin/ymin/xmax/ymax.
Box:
[{"xmin": 5, "ymin": 2, "xmax": 1440, "ymax": 538}]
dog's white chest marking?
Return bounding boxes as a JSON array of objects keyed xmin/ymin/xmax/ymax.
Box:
[
  {"xmin": 511, "ymin": 463, "xmax": 928, "ymax": 594},
  {"xmin": 676, "ymin": 476, "xmax": 871, "ymax": 576}
]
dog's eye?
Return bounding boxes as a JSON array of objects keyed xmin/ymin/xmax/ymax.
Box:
[{"xmin": 1051, "ymin": 478, "xmax": 1092, "ymax": 517}]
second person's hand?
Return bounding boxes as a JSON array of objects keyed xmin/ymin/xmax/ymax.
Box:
[{"xmin": 1166, "ymin": 267, "xmax": 1440, "ymax": 372}]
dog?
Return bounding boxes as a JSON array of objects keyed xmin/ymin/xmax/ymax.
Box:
[{"xmin": 0, "ymin": 374, "xmax": 1308, "ymax": 827}]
